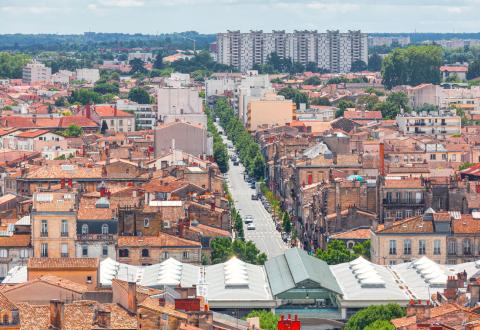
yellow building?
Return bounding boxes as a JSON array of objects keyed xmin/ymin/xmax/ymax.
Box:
[
  {"xmin": 246, "ymin": 92, "xmax": 294, "ymax": 131},
  {"xmin": 31, "ymin": 192, "xmax": 77, "ymax": 258}
]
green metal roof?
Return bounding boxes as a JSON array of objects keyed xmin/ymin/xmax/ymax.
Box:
[{"xmin": 265, "ymin": 248, "xmax": 342, "ymax": 296}]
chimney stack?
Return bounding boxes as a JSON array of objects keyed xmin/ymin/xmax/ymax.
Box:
[
  {"xmin": 127, "ymin": 281, "xmax": 137, "ymax": 314},
  {"xmin": 49, "ymin": 300, "xmax": 64, "ymax": 330},
  {"xmin": 114, "ymin": 104, "xmax": 118, "ymax": 117},
  {"xmin": 379, "ymin": 142, "xmax": 385, "ymax": 177},
  {"xmin": 85, "ymin": 103, "xmax": 91, "ymax": 119}
]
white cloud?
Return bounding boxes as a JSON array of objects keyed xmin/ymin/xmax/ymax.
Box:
[{"xmin": 98, "ymin": 0, "xmax": 144, "ymax": 7}]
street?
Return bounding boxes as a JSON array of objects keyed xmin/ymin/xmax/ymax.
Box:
[{"xmin": 217, "ymin": 124, "xmax": 288, "ymax": 258}]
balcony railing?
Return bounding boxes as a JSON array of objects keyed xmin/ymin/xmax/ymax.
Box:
[
  {"xmin": 383, "ymin": 198, "xmax": 425, "ymax": 206},
  {"xmin": 77, "ymin": 234, "xmax": 115, "ymax": 241},
  {"xmin": 60, "ymin": 232, "xmax": 69, "ymax": 237},
  {"xmin": 40, "ymin": 231, "xmax": 48, "ymax": 237}
]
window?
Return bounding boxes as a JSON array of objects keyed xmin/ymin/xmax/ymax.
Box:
[
  {"xmin": 82, "ymin": 245, "xmax": 88, "ymax": 257},
  {"xmin": 395, "ymin": 210, "xmax": 403, "ymax": 220},
  {"xmin": 463, "ymin": 239, "xmax": 472, "ymax": 255},
  {"xmin": 102, "ymin": 245, "xmax": 108, "ymax": 257},
  {"xmin": 61, "ymin": 220, "xmax": 68, "ymax": 237},
  {"xmin": 430, "ymin": 154, "xmax": 436, "ymax": 160},
  {"xmin": 101, "ymin": 224, "xmax": 109, "ymax": 235},
  {"xmin": 416, "ymin": 209, "xmax": 424, "ymax": 216},
  {"xmin": 419, "ymin": 240, "xmax": 426, "ymax": 255},
  {"xmin": 183, "ymin": 251, "xmax": 189, "ymax": 260},
  {"xmin": 442, "ymin": 154, "xmax": 447, "ymax": 160},
  {"xmin": 119, "ymin": 119, "xmax": 123, "ymax": 125},
  {"xmin": 82, "ymin": 224, "xmax": 89, "ymax": 235},
  {"xmin": 144, "ymin": 218, "xmax": 150, "ymax": 228},
  {"xmin": 389, "ymin": 240, "xmax": 397, "ymax": 255},
  {"xmin": 41, "ymin": 220, "xmax": 48, "ymax": 237},
  {"xmin": 86, "ymin": 276, "xmax": 92, "ymax": 284},
  {"xmin": 448, "ymin": 240, "xmax": 457, "ymax": 255},
  {"xmin": 386, "ymin": 192, "xmax": 392, "ymax": 202},
  {"xmin": 61, "ymin": 243, "xmax": 68, "ymax": 257},
  {"xmin": 434, "ymin": 240, "xmax": 441, "ymax": 255},
  {"xmin": 403, "ymin": 240, "xmax": 411, "ymax": 255},
  {"xmin": 142, "ymin": 249, "xmax": 149, "ymax": 258},
  {"xmin": 119, "ymin": 249, "xmax": 129, "ymax": 258},
  {"xmin": 452, "ymin": 154, "xmax": 456, "ymax": 161},
  {"xmin": 41, "ymin": 243, "xmax": 48, "ymax": 257},
  {"xmin": 405, "ymin": 210, "xmax": 412, "ymax": 218},
  {"xmin": 0, "ymin": 249, "xmax": 7, "ymax": 258},
  {"xmin": 2, "ymin": 314, "xmax": 8, "ymax": 325},
  {"xmin": 395, "ymin": 192, "xmax": 401, "ymax": 202},
  {"xmin": 388, "ymin": 260, "xmax": 397, "ymax": 266},
  {"xmin": 163, "ymin": 252, "xmax": 169, "ymax": 259},
  {"xmin": 20, "ymin": 249, "xmax": 29, "ymax": 259}
]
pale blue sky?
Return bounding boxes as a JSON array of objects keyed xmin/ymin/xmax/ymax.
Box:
[{"xmin": 1, "ymin": 0, "xmax": 479, "ymax": 34}]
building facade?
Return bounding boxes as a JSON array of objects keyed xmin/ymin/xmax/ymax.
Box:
[
  {"xmin": 216, "ymin": 30, "xmax": 368, "ymax": 72},
  {"xmin": 22, "ymin": 61, "xmax": 52, "ymax": 84}
]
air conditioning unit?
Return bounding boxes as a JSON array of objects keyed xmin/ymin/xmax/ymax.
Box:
[{"xmin": 163, "ymin": 221, "xmax": 170, "ymax": 229}]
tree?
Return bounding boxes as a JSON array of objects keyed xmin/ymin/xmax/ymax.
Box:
[
  {"xmin": 310, "ymin": 97, "xmax": 331, "ymax": 106},
  {"xmin": 0, "ymin": 52, "xmax": 31, "ymax": 78},
  {"xmin": 209, "ymin": 237, "xmax": 267, "ymax": 265},
  {"xmin": 153, "ymin": 52, "xmax": 164, "ymax": 70},
  {"xmin": 381, "ymin": 45, "xmax": 443, "ymax": 89},
  {"xmin": 459, "ymin": 162, "xmax": 475, "ymax": 171},
  {"xmin": 306, "ymin": 61, "xmax": 320, "ymax": 73},
  {"xmin": 364, "ymin": 320, "xmax": 395, "ymax": 330},
  {"xmin": 128, "ymin": 87, "xmax": 150, "ymax": 104},
  {"xmin": 352, "ymin": 240, "xmax": 371, "ymax": 259},
  {"xmin": 467, "ymin": 59, "xmax": 480, "ymax": 80},
  {"xmin": 210, "ymin": 237, "xmax": 233, "ymax": 264},
  {"xmin": 278, "ymin": 87, "xmax": 309, "ymax": 107},
  {"xmin": 351, "ymin": 60, "xmax": 367, "ymax": 72},
  {"xmin": 54, "ymin": 97, "xmax": 67, "ymax": 107},
  {"xmin": 282, "ymin": 212, "xmax": 292, "ymax": 234},
  {"xmin": 303, "ymin": 76, "xmax": 322, "ymax": 86},
  {"xmin": 336, "ymin": 99, "xmax": 355, "ymax": 118},
  {"xmin": 94, "ymin": 82, "xmax": 119, "ymax": 95},
  {"xmin": 213, "ymin": 140, "xmax": 229, "ymax": 173},
  {"xmin": 69, "ymin": 88, "xmax": 104, "ymax": 105},
  {"xmin": 375, "ymin": 92, "xmax": 410, "ymax": 119},
  {"xmin": 129, "ymin": 58, "xmax": 147, "ymax": 74},
  {"xmin": 345, "ymin": 304, "xmax": 405, "ymax": 330},
  {"xmin": 62, "ymin": 125, "xmax": 83, "ymax": 137},
  {"xmin": 315, "ymin": 240, "xmax": 358, "ymax": 265},
  {"xmin": 245, "ymin": 310, "xmax": 279, "ymax": 330},
  {"xmin": 356, "ymin": 94, "xmax": 379, "ymax": 111},
  {"xmin": 252, "ymin": 154, "xmax": 265, "ymax": 180},
  {"xmin": 368, "ymin": 54, "xmax": 383, "ymax": 72}
]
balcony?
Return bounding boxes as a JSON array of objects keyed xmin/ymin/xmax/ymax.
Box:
[
  {"xmin": 60, "ymin": 232, "xmax": 69, "ymax": 237},
  {"xmin": 383, "ymin": 198, "xmax": 425, "ymax": 206},
  {"xmin": 77, "ymin": 234, "xmax": 115, "ymax": 242},
  {"xmin": 40, "ymin": 231, "xmax": 48, "ymax": 237}
]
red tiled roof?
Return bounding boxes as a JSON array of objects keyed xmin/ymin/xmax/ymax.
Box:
[
  {"xmin": 440, "ymin": 66, "xmax": 468, "ymax": 73},
  {"xmin": 16, "ymin": 129, "xmax": 51, "ymax": 138},
  {"xmin": 0, "ymin": 235, "xmax": 30, "ymax": 247},
  {"xmin": 384, "ymin": 178, "xmax": 423, "ymax": 189},
  {"xmin": 28, "ymin": 258, "xmax": 99, "ymax": 269},
  {"xmin": 94, "ymin": 106, "xmax": 134, "ymax": 118},
  {"xmin": 118, "ymin": 233, "xmax": 201, "ymax": 247},
  {"xmin": 344, "ymin": 110, "xmax": 382, "ymax": 120},
  {"xmin": 0, "ymin": 116, "xmax": 98, "ymax": 129}
]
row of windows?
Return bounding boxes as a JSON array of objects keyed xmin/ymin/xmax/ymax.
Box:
[
  {"xmin": 40, "ymin": 243, "xmax": 109, "ymax": 257},
  {"xmin": 385, "ymin": 209, "xmax": 423, "ymax": 220},
  {"xmin": 40, "ymin": 221, "xmax": 110, "ymax": 236},
  {"xmin": 118, "ymin": 249, "xmax": 189, "ymax": 260},
  {"xmin": 0, "ymin": 249, "xmax": 30, "ymax": 258},
  {"xmin": 389, "ymin": 239, "xmax": 442, "ymax": 256}
]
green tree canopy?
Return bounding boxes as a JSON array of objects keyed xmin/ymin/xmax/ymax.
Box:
[
  {"xmin": 368, "ymin": 54, "xmax": 383, "ymax": 72},
  {"xmin": 0, "ymin": 52, "xmax": 31, "ymax": 79},
  {"xmin": 278, "ymin": 87, "xmax": 309, "ymax": 107},
  {"xmin": 303, "ymin": 76, "xmax": 322, "ymax": 86},
  {"xmin": 128, "ymin": 87, "xmax": 150, "ymax": 104},
  {"xmin": 69, "ymin": 88, "xmax": 105, "ymax": 105},
  {"xmin": 94, "ymin": 82, "xmax": 119, "ymax": 95},
  {"xmin": 245, "ymin": 310, "xmax": 279, "ymax": 330},
  {"xmin": 351, "ymin": 60, "xmax": 367, "ymax": 72},
  {"xmin": 209, "ymin": 237, "xmax": 267, "ymax": 265},
  {"xmin": 382, "ymin": 45, "xmax": 443, "ymax": 89},
  {"xmin": 153, "ymin": 52, "xmax": 164, "ymax": 70},
  {"xmin": 315, "ymin": 239, "xmax": 370, "ymax": 265},
  {"xmin": 62, "ymin": 125, "xmax": 83, "ymax": 137},
  {"xmin": 467, "ymin": 59, "xmax": 480, "ymax": 80},
  {"xmin": 129, "ymin": 58, "xmax": 147, "ymax": 74},
  {"xmin": 345, "ymin": 304, "xmax": 405, "ymax": 330},
  {"xmin": 282, "ymin": 212, "xmax": 292, "ymax": 234},
  {"xmin": 374, "ymin": 91, "xmax": 410, "ymax": 119},
  {"xmin": 364, "ymin": 320, "xmax": 395, "ymax": 330},
  {"xmin": 335, "ymin": 99, "xmax": 355, "ymax": 118}
]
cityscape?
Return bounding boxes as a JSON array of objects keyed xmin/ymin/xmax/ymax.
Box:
[{"xmin": 1, "ymin": 1, "xmax": 480, "ymax": 329}]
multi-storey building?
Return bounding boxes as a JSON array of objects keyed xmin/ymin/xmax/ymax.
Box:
[
  {"xmin": 75, "ymin": 68, "xmax": 100, "ymax": 84},
  {"xmin": 396, "ymin": 110, "xmax": 462, "ymax": 138},
  {"xmin": 22, "ymin": 60, "xmax": 52, "ymax": 84},
  {"xmin": 216, "ymin": 30, "xmax": 368, "ymax": 72}
]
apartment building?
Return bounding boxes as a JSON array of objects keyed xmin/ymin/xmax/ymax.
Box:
[
  {"xmin": 31, "ymin": 192, "xmax": 77, "ymax": 259},
  {"xmin": 396, "ymin": 110, "xmax": 461, "ymax": 137},
  {"xmin": 157, "ymin": 87, "xmax": 205, "ymax": 126},
  {"xmin": 75, "ymin": 68, "xmax": 100, "ymax": 84},
  {"xmin": 22, "ymin": 60, "xmax": 52, "ymax": 84},
  {"xmin": 92, "ymin": 105, "xmax": 135, "ymax": 133},
  {"xmin": 216, "ymin": 30, "xmax": 368, "ymax": 72},
  {"xmin": 127, "ymin": 51, "xmax": 153, "ymax": 62},
  {"xmin": 368, "ymin": 36, "xmax": 411, "ymax": 47},
  {"xmin": 246, "ymin": 92, "xmax": 294, "ymax": 131},
  {"xmin": 116, "ymin": 100, "xmax": 157, "ymax": 130}
]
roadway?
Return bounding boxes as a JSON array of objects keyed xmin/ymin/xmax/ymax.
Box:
[{"xmin": 217, "ymin": 123, "xmax": 288, "ymax": 258}]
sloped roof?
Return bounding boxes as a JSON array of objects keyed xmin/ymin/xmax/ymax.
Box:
[{"xmin": 265, "ymin": 248, "xmax": 341, "ymax": 296}]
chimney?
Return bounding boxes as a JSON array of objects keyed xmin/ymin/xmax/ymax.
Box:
[
  {"xmin": 60, "ymin": 178, "xmax": 65, "ymax": 189},
  {"xmin": 406, "ymin": 300, "xmax": 431, "ymax": 322},
  {"xmin": 379, "ymin": 142, "xmax": 385, "ymax": 176},
  {"xmin": 49, "ymin": 300, "xmax": 64, "ymax": 330},
  {"xmin": 68, "ymin": 179, "xmax": 73, "ymax": 189},
  {"xmin": 85, "ymin": 103, "xmax": 91, "ymax": 119},
  {"xmin": 127, "ymin": 281, "xmax": 137, "ymax": 314},
  {"xmin": 96, "ymin": 310, "xmax": 111, "ymax": 329},
  {"xmin": 114, "ymin": 104, "xmax": 118, "ymax": 117}
]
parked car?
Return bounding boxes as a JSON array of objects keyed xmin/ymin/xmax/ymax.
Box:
[
  {"xmin": 244, "ymin": 215, "xmax": 253, "ymax": 224},
  {"xmin": 247, "ymin": 223, "xmax": 256, "ymax": 230},
  {"xmin": 251, "ymin": 194, "xmax": 258, "ymax": 200},
  {"xmin": 250, "ymin": 182, "xmax": 256, "ymax": 189},
  {"xmin": 233, "ymin": 161, "xmax": 239, "ymax": 166}
]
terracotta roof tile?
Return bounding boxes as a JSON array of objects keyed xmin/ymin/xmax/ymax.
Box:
[
  {"xmin": 28, "ymin": 257, "xmax": 99, "ymax": 270},
  {"xmin": 376, "ymin": 216, "xmax": 434, "ymax": 234},
  {"xmin": 384, "ymin": 178, "xmax": 424, "ymax": 189},
  {"xmin": 16, "ymin": 129, "xmax": 51, "ymax": 138},
  {"xmin": 0, "ymin": 235, "xmax": 30, "ymax": 247},
  {"xmin": 118, "ymin": 233, "xmax": 201, "ymax": 248},
  {"xmin": 330, "ymin": 228, "xmax": 372, "ymax": 240},
  {"xmin": 94, "ymin": 105, "xmax": 134, "ymax": 118}
]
